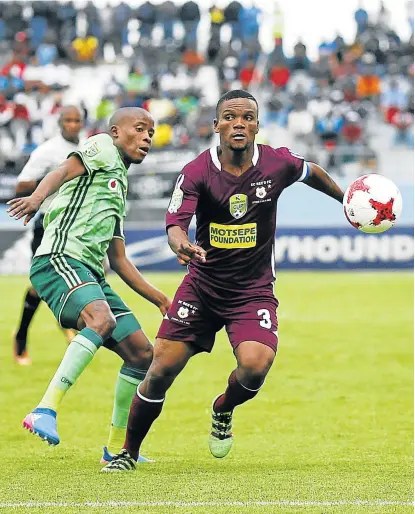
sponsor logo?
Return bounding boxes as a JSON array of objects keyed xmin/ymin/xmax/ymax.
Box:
[
  {"xmin": 84, "ymin": 142, "xmax": 100, "ymax": 157},
  {"xmin": 108, "ymin": 178, "xmax": 118, "ymax": 192},
  {"xmin": 168, "ymin": 188, "xmax": 184, "ymax": 213},
  {"xmin": 61, "ymin": 377, "xmax": 73, "ymax": 386},
  {"xmin": 168, "ymin": 174, "xmax": 185, "ymax": 213},
  {"xmin": 209, "ymin": 223, "xmax": 257, "ymax": 249},
  {"xmin": 229, "ymin": 194, "xmax": 248, "ymax": 219},
  {"xmin": 177, "ymin": 306, "xmax": 189, "ymax": 319},
  {"xmin": 256, "ymin": 186, "xmax": 267, "ymax": 199}
]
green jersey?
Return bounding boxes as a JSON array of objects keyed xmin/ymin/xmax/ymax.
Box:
[{"xmin": 35, "ymin": 133, "xmax": 128, "ymax": 277}]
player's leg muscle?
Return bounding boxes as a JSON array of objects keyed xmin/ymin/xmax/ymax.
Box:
[
  {"xmin": 77, "ymin": 300, "xmax": 116, "ymax": 340},
  {"xmin": 112, "ymin": 330, "xmax": 153, "ymax": 369},
  {"xmin": 140, "ymin": 338, "xmax": 196, "ymax": 399},
  {"xmin": 234, "ymin": 340, "xmax": 276, "ymax": 389}
]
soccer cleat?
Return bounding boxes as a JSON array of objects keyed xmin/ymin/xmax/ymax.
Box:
[
  {"xmin": 22, "ymin": 408, "xmax": 60, "ymax": 445},
  {"xmin": 208, "ymin": 395, "xmax": 233, "ymax": 458},
  {"xmin": 100, "ymin": 446, "xmax": 154, "ymax": 464},
  {"xmin": 14, "ymin": 350, "xmax": 32, "ymax": 366},
  {"xmin": 13, "ymin": 335, "xmax": 31, "ymax": 366},
  {"xmin": 100, "ymin": 449, "xmax": 137, "ymax": 472}
]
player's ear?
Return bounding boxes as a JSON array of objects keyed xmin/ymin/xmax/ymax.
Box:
[
  {"xmin": 256, "ymin": 120, "xmax": 259, "ymax": 134},
  {"xmin": 213, "ymin": 118, "xmax": 219, "ymax": 133},
  {"xmin": 110, "ymin": 125, "xmax": 118, "ymax": 139}
]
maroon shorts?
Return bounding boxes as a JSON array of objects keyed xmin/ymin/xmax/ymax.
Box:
[{"xmin": 157, "ymin": 275, "xmax": 279, "ymax": 353}]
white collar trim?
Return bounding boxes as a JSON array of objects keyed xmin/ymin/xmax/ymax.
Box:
[{"xmin": 210, "ymin": 143, "xmax": 259, "ymax": 171}]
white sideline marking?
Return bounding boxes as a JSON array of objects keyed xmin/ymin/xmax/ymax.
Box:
[{"xmin": 0, "ymin": 500, "xmax": 413, "ymax": 509}]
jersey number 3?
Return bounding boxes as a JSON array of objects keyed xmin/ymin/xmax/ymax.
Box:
[{"xmin": 257, "ymin": 309, "xmax": 272, "ymax": 329}]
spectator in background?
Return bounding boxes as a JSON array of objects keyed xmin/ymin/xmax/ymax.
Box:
[
  {"xmin": 209, "ymin": 5, "xmax": 225, "ymax": 44},
  {"xmin": 377, "ymin": 1, "xmax": 391, "ymax": 31},
  {"xmin": 316, "ymin": 110, "xmax": 344, "ymax": 144},
  {"xmin": 391, "ymin": 109, "xmax": 414, "ymax": 147},
  {"xmin": 239, "ymin": 60, "xmax": 260, "ymax": 89},
  {"xmin": 287, "ymin": 94, "xmax": 314, "ymax": 142},
  {"xmin": 84, "ymin": 1, "xmax": 102, "ymax": 48},
  {"xmin": 10, "ymin": 92, "xmax": 30, "ymax": 153},
  {"xmin": 187, "ymin": 102, "xmax": 215, "ymax": 142},
  {"xmin": 136, "ymin": 1, "xmax": 157, "ymax": 43},
  {"xmin": 71, "ymin": 33, "xmax": 99, "ymax": 62},
  {"xmin": 157, "ymin": 1, "xmax": 177, "ymax": 43},
  {"xmin": 269, "ymin": 63, "xmax": 290, "ymax": 91},
  {"xmin": 381, "ymin": 78, "xmax": 408, "ymax": 123},
  {"xmin": 0, "ymin": 94, "xmax": 15, "ymax": 162},
  {"xmin": 289, "ymin": 40, "xmax": 310, "ymax": 71},
  {"xmin": 342, "ymin": 111, "xmax": 363, "ymax": 146},
  {"xmin": 354, "ymin": 1, "xmax": 369, "ymax": 36},
  {"xmin": 356, "ymin": 65, "xmax": 381, "ymax": 100},
  {"xmin": 239, "ymin": 2, "xmax": 261, "ymax": 46},
  {"xmin": 179, "ymin": 1, "xmax": 200, "ymax": 51},
  {"xmin": 36, "ymin": 30, "xmax": 58, "ymax": 66},
  {"xmin": 272, "ymin": 2, "xmax": 284, "ymax": 43},
  {"xmin": 223, "ymin": 1, "xmax": 242, "ymax": 43},
  {"xmin": 125, "ymin": 65, "xmax": 151, "ymax": 95},
  {"xmin": 308, "ymin": 89, "xmax": 332, "ymax": 120},
  {"xmin": 113, "ymin": 2, "xmax": 132, "ymax": 51}
]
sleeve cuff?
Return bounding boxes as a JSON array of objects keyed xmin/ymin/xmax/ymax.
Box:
[{"xmin": 297, "ymin": 161, "xmax": 310, "ymax": 182}]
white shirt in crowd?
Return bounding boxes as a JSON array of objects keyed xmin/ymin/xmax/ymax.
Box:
[{"xmin": 17, "ymin": 133, "xmax": 79, "ymax": 213}]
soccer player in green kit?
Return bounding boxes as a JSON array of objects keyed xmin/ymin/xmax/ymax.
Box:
[{"xmin": 7, "ymin": 107, "xmax": 171, "ymax": 464}]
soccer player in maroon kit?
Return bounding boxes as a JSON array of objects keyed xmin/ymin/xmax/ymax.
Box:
[{"xmin": 102, "ymin": 90, "xmax": 345, "ymax": 472}]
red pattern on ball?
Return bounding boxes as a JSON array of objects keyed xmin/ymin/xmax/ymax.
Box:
[
  {"xmin": 347, "ymin": 175, "xmax": 370, "ymax": 203},
  {"xmin": 369, "ymin": 198, "xmax": 396, "ymax": 226}
]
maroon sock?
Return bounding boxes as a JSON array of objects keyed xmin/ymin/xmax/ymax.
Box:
[
  {"xmin": 214, "ymin": 370, "xmax": 260, "ymax": 413},
  {"xmin": 123, "ymin": 392, "xmax": 164, "ymax": 460}
]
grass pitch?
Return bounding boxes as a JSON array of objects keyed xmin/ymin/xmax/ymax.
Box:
[{"xmin": 0, "ymin": 272, "xmax": 413, "ymax": 514}]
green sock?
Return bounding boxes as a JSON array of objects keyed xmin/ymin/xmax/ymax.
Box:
[
  {"xmin": 38, "ymin": 328, "xmax": 103, "ymax": 411},
  {"xmin": 107, "ymin": 365, "xmax": 147, "ymax": 455}
]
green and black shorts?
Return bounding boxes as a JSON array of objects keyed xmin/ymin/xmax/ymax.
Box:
[{"xmin": 30, "ymin": 254, "xmax": 141, "ymax": 347}]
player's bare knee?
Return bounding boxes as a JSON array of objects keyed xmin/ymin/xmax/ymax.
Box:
[
  {"xmin": 237, "ymin": 348, "xmax": 275, "ymax": 381},
  {"xmin": 88, "ymin": 311, "xmax": 116, "ymax": 339},
  {"xmin": 125, "ymin": 343, "xmax": 153, "ymax": 369}
]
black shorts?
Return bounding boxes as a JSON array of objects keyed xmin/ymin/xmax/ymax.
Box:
[{"xmin": 31, "ymin": 214, "xmax": 45, "ymax": 257}]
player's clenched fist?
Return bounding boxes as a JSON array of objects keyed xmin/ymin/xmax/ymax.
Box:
[
  {"xmin": 176, "ymin": 241, "xmax": 207, "ymax": 266},
  {"xmin": 7, "ymin": 194, "xmax": 42, "ymax": 225}
]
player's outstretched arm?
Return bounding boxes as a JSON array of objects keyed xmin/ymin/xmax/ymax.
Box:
[
  {"xmin": 107, "ymin": 237, "xmax": 171, "ymax": 316},
  {"xmin": 7, "ymin": 156, "xmax": 86, "ymax": 225},
  {"xmin": 167, "ymin": 225, "xmax": 207, "ymax": 266},
  {"xmin": 303, "ymin": 162, "xmax": 344, "ymax": 203}
]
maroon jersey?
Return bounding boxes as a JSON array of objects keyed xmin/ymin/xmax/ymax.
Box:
[{"xmin": 166, "ymin": 144, "xmax": 309, "ymax": 298}]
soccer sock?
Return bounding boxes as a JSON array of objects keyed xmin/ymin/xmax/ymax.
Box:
[
  {"xmin": 15, "ymin": 289, "xmax": 41, "ymax": 354},
  {"xmin": 37, "ymin": 328, "xmax": 103, "ymax": 412},
  {"xmin": 123, "ymin": 388, "xmax": 164, "ymax": 460},
  {"xmin": 107, "ymin": 365, "xmax": 147, "ymax": 455},
  {"xmin": 213, "ymin": 370, "xmax": 261, "ymax": 413}
]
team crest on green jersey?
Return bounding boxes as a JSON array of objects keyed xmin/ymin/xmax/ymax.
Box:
[
  {"xmin": 84, "ymin": 141, "xmax": 100, "ymax": 158},
  {"xmin": 229, "ymin": 194, "xmax": 248, "ymax": 219}
]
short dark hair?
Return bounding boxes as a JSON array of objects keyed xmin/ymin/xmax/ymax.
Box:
[{"xmin": 216, "ymin": 89, "xmax": 258, "ymax": 118}]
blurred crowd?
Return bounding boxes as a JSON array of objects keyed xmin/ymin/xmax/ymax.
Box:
[{"xmin": 0, "ymin": 0, "xmax": 413, "ymax": 179}]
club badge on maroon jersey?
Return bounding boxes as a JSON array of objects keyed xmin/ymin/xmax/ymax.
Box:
[
  {"xmin": 229, "ymin": 194, "xmax": 248, "ymax": 219},
  {"xmin": 255, "ymin": 186, "xmax": 267, "ymax": 199}
]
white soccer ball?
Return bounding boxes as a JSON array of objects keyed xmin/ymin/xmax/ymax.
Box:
[{"xmin": 343, "ymin": 174, "xmax": 403, "ymax": 233}]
